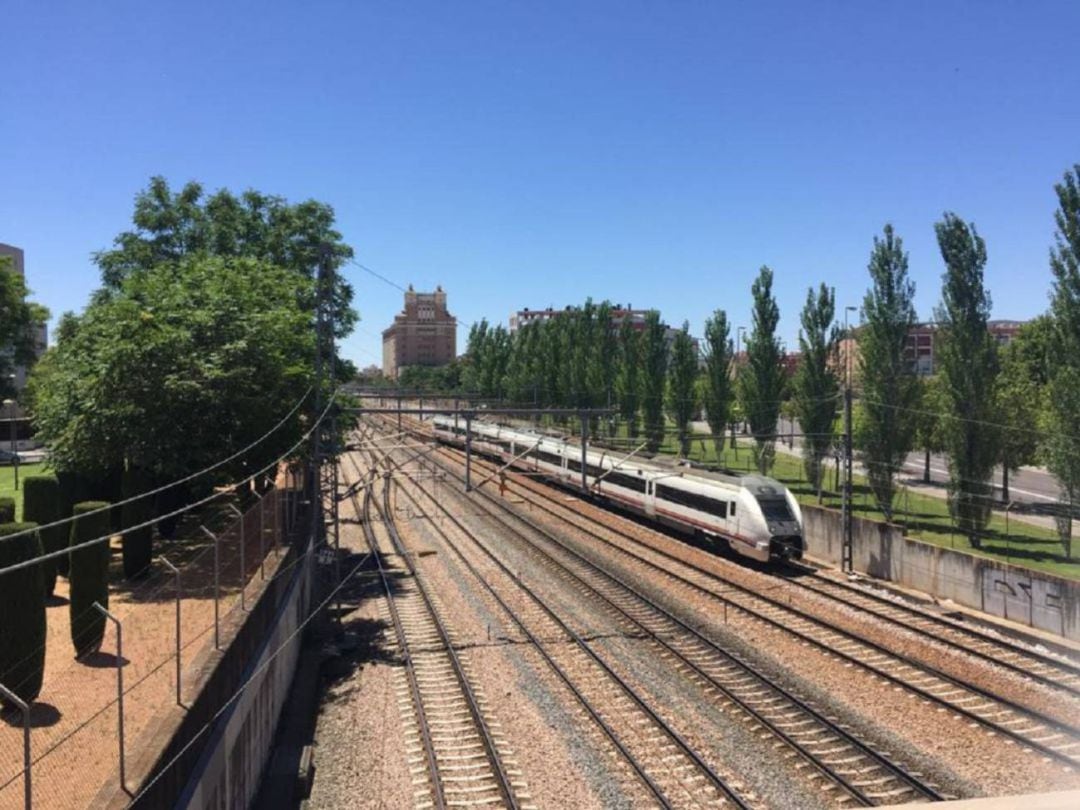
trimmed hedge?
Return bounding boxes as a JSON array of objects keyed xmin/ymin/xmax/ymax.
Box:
[
  {"xmin": 121, "ymin": 468, "xmax": 153, "ymax": 579},
  {"xmin": 0, "ymin": 522, "xmax": 47, "ymax": 705},
  {"xmin": 69, "ymin": 501, "xmax": 111, "ymax": 658},
  {"xmin": 55, "ymin": 471, "xmax": 78, "ymax": 576},
  {"xmin": 154, "ymin": 483, "xmax": 185, "ymax": 540},
  {"xmin": 22, "ymin": 475, "xmax": 63, "ymax": 596},
  {"xmin": 0, "ymin": 497, "xmax": 14, "ymax": 524}
]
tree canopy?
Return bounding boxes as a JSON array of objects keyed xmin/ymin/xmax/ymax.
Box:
[
  {"xmin": 0, "ymin": 255, "xmax": 49, "ymax": 399},
  {"xmin": 29, "ymin": 256, "xmax": 314, "ymax": 483},
  {"xmin": 792, "ymin": 284, "xmax": 839, "ymax": 498},
  {"xmin": 934, "ymin": 212, "xmax": 999, "ymax": 547},
  {"xmin": 93, "ymin": 176, "xmax": 357, "ymax": 339},
  {"xmin": 856, "ymin": 224, "xmax": 919, "ymax": 520},
  {"xmin": 666, "ymin": 322, "xmax": 699, "ymax": 457},
  {"xmin": 701, "ymin": 310, "xmax": 734, "ymax": 457},
  {"xmin": 737, "ymin": 267, "xmax": 785, "ymax": 473}
]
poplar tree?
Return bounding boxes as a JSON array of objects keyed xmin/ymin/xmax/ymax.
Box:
[
  {"xmin": 856, "ymin": 225, "xmax": 919, "ymax": 520},
  {"xmin": 641, "ymin": 310, "xmax": 668, "ymax": 453},
  {"xmin": 792, "ymin": 284, "xmax": 840, "ymax": 499},
  {"xmin": 667, "ymin": 323, "xmax": 699, "ymax": 457},
  {"xmin": 935, "ymin": 213, "xmax": 999, "ymax": 548},
  {"xmin": 616, "ymin": 317, "xmax": 642, "ymax": 439},
  {"xmin": 737, "ymin": 267, "xmax": 785, "ymax": 473},
  {"xmin": 1046, "ymin": 164, "xmax": 1080, "ymax": 557},
  {"xmin": 702, "ymin": 310, "xmax": 734, "ymax": 458}
]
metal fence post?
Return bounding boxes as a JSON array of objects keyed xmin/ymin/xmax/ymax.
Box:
[
  {"xmin": 93, "ymin": 602, "xmax": 125, "ymax": 791},
  {"xmin": 228, "ymin": 504, "xmax": 247, "ymax": 611},
  {"xmin": 159, "ymin": 556, "xmax": 182, "ymax": 706},
  {"xmin": 0, "ymin": 682, "xmax": 31, "ymax": 810},
  {"xmin": 256, "ymin": 490, "xmax": 266, "ymax": 579},
  {"xmin": 200, "ymin": 526, "xmax": 221, "ymax": 649}
]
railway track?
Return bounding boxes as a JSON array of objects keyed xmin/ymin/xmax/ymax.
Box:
[
  {"xmin": 392, "ymin": 422, "xmax": 1080, "ymax": 771},
  {"xmin": 362, "ymin": 426, "xmax": 751, "ymax": 809},
  {"xmin": 378, "ymin": 426, "xmax": 945, "ymax": 807},
  {"xmin": 779, "ymin": 566, "xmax": 1080, "ymax": 697},
  {"xmin": 342, "ymin": 443, "xmax": 527, "ymax": 810}
]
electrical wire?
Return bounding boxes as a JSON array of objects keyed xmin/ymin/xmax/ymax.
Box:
[
  {"xmin": 0, "ymin": 393, "xmax": 336, "ymax": 577},
  {"xmin": 0, "ymin": 385, "xmax": 314, "ymax": 546}
]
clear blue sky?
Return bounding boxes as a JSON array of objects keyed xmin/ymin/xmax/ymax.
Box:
[{"xmin": 3, "ymin": 1, "xmax": 1078, "ymax": 368}]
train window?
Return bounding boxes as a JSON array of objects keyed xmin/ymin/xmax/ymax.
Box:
[
  {"xmin": 656, "ymin": 484, "xmax": 727, "ymax": 518},
  {"xmin": 730, "ymin": 502, "xmax": 736, "ymax": 516},
  {"xmin": 758, "ymin": 499, "xmax": 793, "ymax": 521},
  {"xmin": 587, "ymin": 464, "xmax": 604, "ymax": 478},
  {"xmin": 568, "ymin": 459, "xmax": 581, "ymax": 473},
  {"xmin": 606, "ymin": 470, "xmax": 647, "ymax": 493},
  {"xmin": 536, "ymin": 450, "xmax": 563, "ymax": 466}
]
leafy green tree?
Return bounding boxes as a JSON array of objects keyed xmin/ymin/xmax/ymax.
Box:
[
  {"xmin": 29, "ymin": 256, "xmax": 314, "ymax": 485},
  {"xmin": 93, "ymin": 176, "xmax": 356, "ymax": 339},
  {"xmin": 856, "ymin": 225, "xmax": 919, "ymax": 520},
  {"xmin": 595, "ymin": 301, "xmax": 619, "ymax": 435},
  {"xmin": 914, "ymin": 376, "xmax": 947, "ymax": 484},
  {"xmin": 792, "ymin": 284, "xmax": 840, "ymax": 499},
  {"xmin": 1046, "ymin": 164, "xmax": 1080, "ymax": 557},
  {"xmin": 935, "ymin": 213, "xmax": 1000, "ymax": 548},
  {"xmin": 616, "ymin": 317, "xmax": 642, "ymax": 439},
  {"xmin": 1008, "ymin": 315, "xmax": 1055, "ymax": 388},
  {"xmin": 737, "ymin": 267, "xmax": 785, "ymax": 473},
  {"xmin": 641, "ymin": 311, "xmax": 668, "ymax": 453},
  {"xmin": 702, "ymin": 311, "xmax": 734, "ymax": 458},
  {"xmin": 0, "ymin": 255, "xmax": 49, "ymax": 398},
  {"xmin": 996, "ymin": 342, "xmax": 1039, "ymax": 502},
  {"xmin": 667, "ymin": 323, "xmax": 699, "ymax": 457}
]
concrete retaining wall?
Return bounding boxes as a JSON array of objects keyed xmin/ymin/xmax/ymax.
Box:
[
  {"xmin": 802, "ymin": 504, "xmax": 1080, "ymax": 642},
  {"xmin": 175, "ymin": 520, "xmax": 316, "ymax": 810}
]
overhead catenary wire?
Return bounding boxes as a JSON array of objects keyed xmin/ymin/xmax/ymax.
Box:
[
  {"xmin": 0, "ymin": 392, "xmax": 338, "ymax": 578},
  {"xmin": 0, "ymin": 385, "xmax": 315, "ymax": 547}
]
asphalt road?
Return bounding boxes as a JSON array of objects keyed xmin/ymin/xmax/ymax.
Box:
[{"xmin": 692, "ymin": 418, "xmax": 1064, "ymax": 506}]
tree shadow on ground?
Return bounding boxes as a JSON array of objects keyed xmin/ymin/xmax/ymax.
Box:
[
  {"xmin": 111, "ymin": 494, "xmax": 284, "ymax": 605},
  {"xmin": 1, "ymin": 702, "xmax": 62, "ymax": 728},
  {"xmin": 77, "ymin": 651, "xmax": 130, "ymax": 669}
]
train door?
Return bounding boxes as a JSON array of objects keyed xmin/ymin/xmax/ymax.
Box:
[{"xmin": 644, "ymin": 478, "xmax": 656, "ymax": 517}]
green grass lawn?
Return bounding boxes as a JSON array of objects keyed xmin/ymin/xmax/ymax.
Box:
[
  {"xmin": 0, "ymin": 462, "xmax": 46, "ymax": 522},
  {"xmin": 587, "ymin": 421, "xmax": 1080, "ymax": 580}
]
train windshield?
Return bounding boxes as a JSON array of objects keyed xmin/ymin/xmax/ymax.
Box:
[{"xmin": 758, "ymin": 499, "xmax": 794, "ymax": 522}]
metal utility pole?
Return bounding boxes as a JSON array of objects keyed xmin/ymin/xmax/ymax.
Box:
[
  {"xmin": 580, "ymin": 411, "xmax": 589, "ymax": 493},
  {"xmin": 464, "ymin": 414, "xmax": 473, "ymax": 491},
  {"xmin": 841, "ymin": 306, "xmax": 857, "ymax": 573}
]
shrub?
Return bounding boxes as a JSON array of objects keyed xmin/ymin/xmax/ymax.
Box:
[
  {"xmin": 55, "ymin": 471, "xmax": 78, "ymax": 576},
  {"xmin": 0, "ymin": 497, "xmax": 14, "ymax": 523},
  {"xmin": 154, "ymin": 482, "xmax": 186, "ymax": 540},
  {"xmin": 121, "ymin": 468, "xmax": 153, "ymax": 579},
  {"xmin": 69, "ymin": 501, "xmax": 111, "ymax": 658},
  {"xmin": 22, "ymin": 475, "xmax": 63, "ymax": 596},
  {"xmin": 0, "ymin": 522, "xmax": 47, "ymax": 705}
]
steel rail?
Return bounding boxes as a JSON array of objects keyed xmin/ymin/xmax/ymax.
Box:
[
  {"xmin": 388, "ymin": 433, "xmax": 943, "ymax": 806},
  {"xmin": 371, "ymin": 467, "xmax": 521, "ymax": 810},
  {"xmin": 783, "ymin": 563, "xmax": 1080, "ymax": 696},
  {"xmin": 348, "ymin": 453, "xmax": 447, "ymax": 810},
  {"xmin": 407, "ymin": 424, "xmax": 1080, "ymax": 769},
  {"xmin": 362, "ymin": 423, "xmax": 748, "ymax": 809},
  {"xmin": 442, "ymin": 447, "xmax": 1080, "ymax": 768}
]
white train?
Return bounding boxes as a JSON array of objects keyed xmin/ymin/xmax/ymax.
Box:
[{"xmin": 431, "ymin": 415, "xmax": 804, "ymax": 563}]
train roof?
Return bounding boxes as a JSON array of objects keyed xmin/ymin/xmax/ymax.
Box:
[{"xmin": 434, "ymin": 416, "xmax": 789, "ymax": 496}]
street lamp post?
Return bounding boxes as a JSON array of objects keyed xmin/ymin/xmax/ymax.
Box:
[
  {"xmin": 2, "ymin": 397, "xmax": 17, "ymax": 491},
  {"xmin": 732, "ymin": 327, "xmax": 747, "ymax": 448},
  {"xmin": 841, "ymin": 306, "xmax": 858, "ymax": 573}
]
